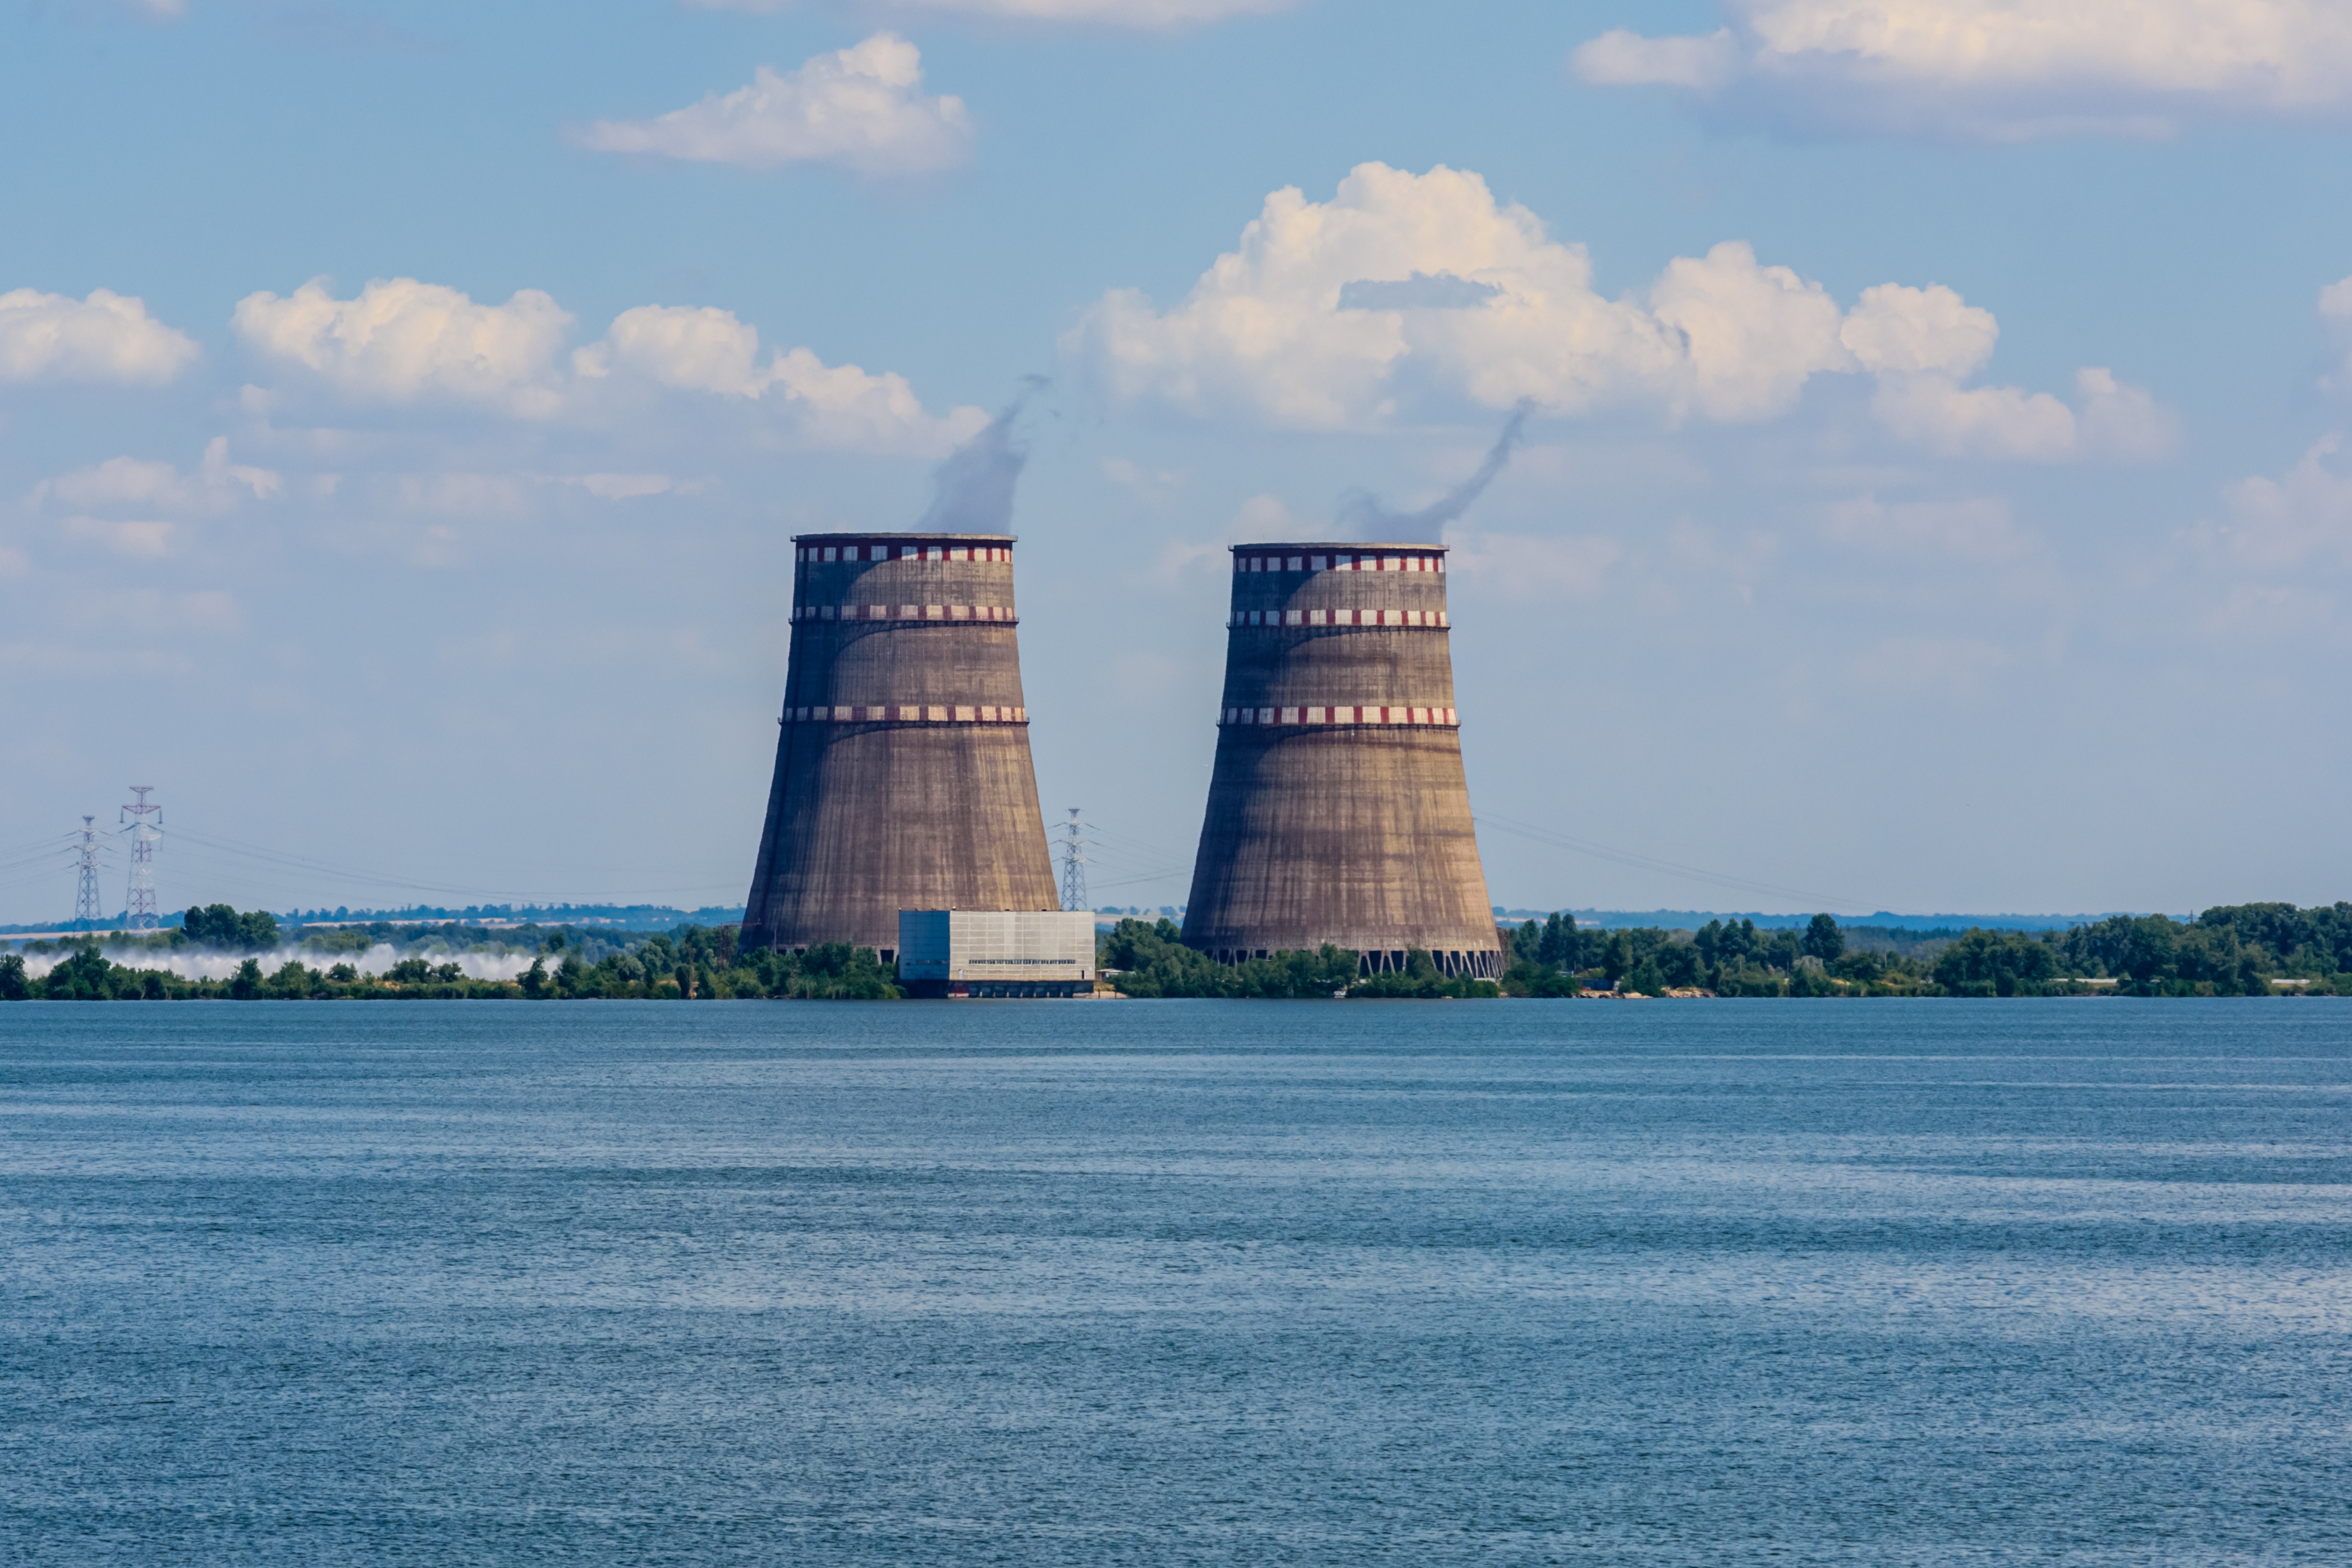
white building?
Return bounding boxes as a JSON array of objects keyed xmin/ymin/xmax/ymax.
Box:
[{"xmin": 896, "ymin": 910, "xmax": 1098, "ymax": 997}]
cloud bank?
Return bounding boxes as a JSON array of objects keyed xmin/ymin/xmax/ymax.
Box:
[
  {"xmin": 1067, "ymin": 162, "xmax": 2168, "ymax": 460},
  {"xmin": 233, "ymin": 279, "xmax": 576, "ymax": 415},
  {"xmin": 572, "ymin": 34, "xmax": 972, "ymax": 174},
  {"xmin": 684, "ymin": 0, "xmax": 1294, "ymax": 24},
  {"xmin": 0, "ymin": 288, "xmax": 200, "ymax": 386},
  {"xmin": 1571, "ymin": 1, "xmax": 2352, "ymax": 139},
  {"xmin": 2212, "ymin": 437, "xmax": 2352, "ymax": 571},
  {"xmin": 2322, "ymin": 270, "xmax": 2352, "ymax": 383},
  {"xmin": 233, "ymin": 277, "xmax": 984, "ymax": 452}
]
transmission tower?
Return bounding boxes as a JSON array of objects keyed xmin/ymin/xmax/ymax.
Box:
[
  {"xmin": 74, "ymin": 816, "xmax": 104, "ymax": 926},
  {"xmin": 1057, "ymin": 808, "xmax": 1088, "ymax": 913},
  {"xmin": 121, "ymin": 786, "xmax": 162, "ymax": 931}
]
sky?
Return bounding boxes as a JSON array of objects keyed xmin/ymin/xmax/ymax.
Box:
[{"xmin": 3, "ymin": 0, "xmax": 2350, "ymax": 923}]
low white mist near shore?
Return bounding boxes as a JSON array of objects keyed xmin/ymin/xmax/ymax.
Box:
[{"xmin": 17, "ymin": 944, "xmax": 541, "ymax": 983}]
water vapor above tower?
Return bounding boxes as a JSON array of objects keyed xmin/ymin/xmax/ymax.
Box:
[
  {"xmin": 915, "ymin": 377, "xmax": 1047, "ymax": 534},
  {"xmin": 1335, "ymin": 404, "xmax": 1528, "ymax": 543}
]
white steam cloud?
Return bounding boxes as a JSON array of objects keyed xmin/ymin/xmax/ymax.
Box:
[
  {"xmin": 914, "ymin": 377, "xmax": 1046, "ymax": 533},
  {"xmin": 19, "ymin": 944, "xmax": 541, "ymax": 983},
  {"xmin": 1334, "ymin": 405, "xmax": 1528, "ymax": 543}
]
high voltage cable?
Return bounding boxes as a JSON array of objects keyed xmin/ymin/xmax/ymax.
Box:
[
  {"xmin": 1089, "ymin": 870, "xmax": 1191, "ymax": 893},
  {"xmin": 1472, "ymin": 812, "xmax": 1878, "ymax": 912},
  {"xmin": 173, "ymin": 828, "xmax": 740, "ymax": 898},
  {"xmin": 167, "ymin": 828, "xmax": 740, "ymax": 904},
  {"xmin": 0, "ymin": 832, "xmax": 81, "ymax": 864},
  {"xmin": 0, "ymin": 847, "xmax": 84, "ymax": 877}
]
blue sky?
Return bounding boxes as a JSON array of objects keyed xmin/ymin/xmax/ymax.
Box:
[{"xmin": 4, "ymin": 0, "xmax": 2351, "ymax": 921}]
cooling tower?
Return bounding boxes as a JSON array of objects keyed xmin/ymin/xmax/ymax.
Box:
[
  {"xmin": 741, "ymin": 533, "xmax": 1060, "ymax": 959},
  {"xmin": 1181, "ymin": 542, "xmax": 1502, "ymax": 978}
]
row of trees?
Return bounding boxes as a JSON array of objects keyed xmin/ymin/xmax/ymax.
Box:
[
  {"xmin": 1, "ymin": 923, "xmax": 898, "ymax": 1002},
  {"xmin": 522, "ymin": 928, "xmax": 899, "ymax": 1001},
  {"xmin": 1498, "ymin": 912, "xmax": 1922, "ymax": 996},
  {"xmin": 5, "ymin": 948, "xmax": 522, "ymax": 1002},
  {"xmin": 176, "ymin": 904, "xmax": 282, "ymax": 952},
  {"xmin": 1499, "ymin": 905, "xmax": 2352, "ymax": 997},
  {"xmin": 1096, "ymin": 919, "xmax": 1502, "ymax": 998},
  {"xmin": 14, "ymin": 902, "xmax": 2348, "ymax": 1003},
  {"xmin": 2046, "ymin": 906, "xmax": 2351, "ymax": 993}
]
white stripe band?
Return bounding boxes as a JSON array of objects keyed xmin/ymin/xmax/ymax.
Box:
[
  {"xmin": 1235, "ymin": 551, "xmax": 1443, "ymax": 574},
  {"xmin": 1228, "ymin": 608, "xmax": 1448, "ymax": 628},
  {"xmin": 787, "ymin": 705, "xmax": 1028, "ymax": 723},
  {"xmin": 793, "ymin": 604, "xmax": 1016, "ymax": 623},
  {"xmin": 1219, "ymin": 705, "xmax": 1459, "ymax": 727},
  {"xmin": 799, "ymin": 544, "xmax": 1011, "ymax": 563}
]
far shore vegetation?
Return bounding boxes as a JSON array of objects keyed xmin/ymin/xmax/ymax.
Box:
[{"xmin": 3, "ymin": 902, "xmax": 2347, "ymax": 1003}]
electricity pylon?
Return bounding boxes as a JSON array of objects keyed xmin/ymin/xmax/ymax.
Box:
[
  {"xmin": 74, "ymin": 817, "xmax": 104, "ymax": 926},
  {"xmin": 1058, "ymin": 808, "xmax": 1088, "ymax": 913},
  {"xmin": 121, "ymin": 786, "xmax": 161, "ymax": 931}
]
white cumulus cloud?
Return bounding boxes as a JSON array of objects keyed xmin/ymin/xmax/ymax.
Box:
[
  {"xmin": 1649, "ymin": 241, "xmax": 1853, "ymax": 419},
  {"xmin": 1069, "ymin": 163, "xmax": 1767, "ymax": 427},
  {"xmin": 1571, "ymin": 1, "xmax": 2352, "ymax": 139},
  {"xmin": 575, "ymin": 303, "xmax": 987, "ymax": 451},
  {"xmin": 232, "ymin": 278, "xmax": 575, "ymax": 415},
  {"xmin": 1840, "ymin": 283, "xmax": 1997, "ymax": 378},
  {"xmin": 65, "ymin": 518, "xmax": 181, "ymax": 558},
  {"xmin": 1841, "ymin": 286, "xmax": 2174, "ymax": 460},
  {"xmin": 685, "ymin": 0, "xmax": 1291, "ymax": 21},
  {"xmin": 232, "ymin": 278, "xmax": 979, "ymax": 452},
  {"xmin": 2074, "ymin": 367, "xmax": 2180, "ymax": 461},
  {"xmin": 1868, "ymin": 374, "xmax": 2079, "ymax": 461},
  {"xmin": 0, "ymin": 287, "xmax": 200, "ymax": 386},
  {"xmin": 2210, "ymin": 437, "xmax": 2352, "ymax": 570},
  {"xmin": 1067, "ymin": 162, "xmax": 2168, "ymax": 460},
  {"xmin": 2322, "ymin": 272, "xmax": 2352, "ymax": 384},
  {"xmin": 1574, "ymin": 27, "xmax": 1743, "ymax": 91},
  {"xmin": 571, "ymin": 34, "xmax": 971, "ymax": 175},
  {"xmin": 33, "ymin": 437, "xmax": 281, "ymax": 514},
  {"xmin": 30, "ymin": 438, "xmax": 279, "ymax": 562}
]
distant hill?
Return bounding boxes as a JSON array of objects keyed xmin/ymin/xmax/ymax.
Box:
[
  {"xmin": 1, "ymin": 902, "xmax": 748, "ymax": 937},
  {"xmin": 1493, "ymin": 909, "xmax": 2141, "ymax": 933}
]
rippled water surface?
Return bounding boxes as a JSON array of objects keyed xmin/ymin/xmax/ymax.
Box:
[{"xmin": 4, "ymin": 1000, "xmax": 2349, "ymax": 1565}]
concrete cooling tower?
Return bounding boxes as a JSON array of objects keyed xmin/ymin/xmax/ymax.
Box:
[
  {"xmin": 1181, "ymin": 542, "xmax": 1502, "ymax": 978},
  {"xmin": 741, "ymin": 533, "xmax": 1060, "ymax": 959}
]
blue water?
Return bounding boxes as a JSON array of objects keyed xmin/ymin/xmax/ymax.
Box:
[{"xmin": 3, "ymin": 1001, "xmax": 2349, "ymax": 1565}]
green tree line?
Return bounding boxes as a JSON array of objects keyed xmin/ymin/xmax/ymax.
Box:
[
  {"xmin": 12, "ymin": 901, "xmax": 2347, "ymax": 1002},
  {"xmin": 1497, "ymin": 904, "xmax": 2352, "ymax": 997},
  {"xmin": 1096, "ymin": 918, "xmax": 1502, "ymax": 998}
]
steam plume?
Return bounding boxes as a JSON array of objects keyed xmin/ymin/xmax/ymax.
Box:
[
  {"xmin": 915, "ymin": 376, "xmax": 1047, "ymax": 533},
  {"xmin": 1335, "ymin": 404, "xmax": 1529, "ymax": 543}
]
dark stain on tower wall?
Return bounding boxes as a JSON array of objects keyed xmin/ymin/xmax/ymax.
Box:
[
  {"xmin": 742, "ymin": 533, "xmax": 1060, "ymax": 957},
  {"xmin": 1182, "ymin": 542, "xmax": 1502, "ymax": 979}
]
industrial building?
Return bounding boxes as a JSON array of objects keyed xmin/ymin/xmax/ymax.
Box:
[
  {"xmin": 740, "ymin": 534, "xmax": 1061, "ymax": 959},
  {"xmin": 1181, "ymin": 543, "xmax": 1503, "ymax": 979},
  {"xmin": 896, "ymin": 909, "xmax": 1098, "ymax": 997}
]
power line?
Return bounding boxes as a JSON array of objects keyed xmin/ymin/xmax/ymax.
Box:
[
  {"xmin": 10, "ymin": 813, "xmax": 752, "ymax": 922},
  {"xmin": 164, "ymin": 827, "xmax": 739, "ymax": 904},
  {"xmin": 1473, "ymin": 811, "xmax": 1879, "ymax": 913},
  {"xmin": 0, "ymin": 837, "xmax": 85, "ymax": 878},
  {"xmin": 1088, "ymin": 868, "xmax": 1192, "ymax": 892}
]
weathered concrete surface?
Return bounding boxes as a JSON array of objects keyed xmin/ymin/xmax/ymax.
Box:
[
  {"xmin": 741, "ymin": 534, "xmax": 1059, "ymax": 956},
  {"xmin": 1182, "ymin": 542, "xmax": 1502, "ymax": 978}
]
